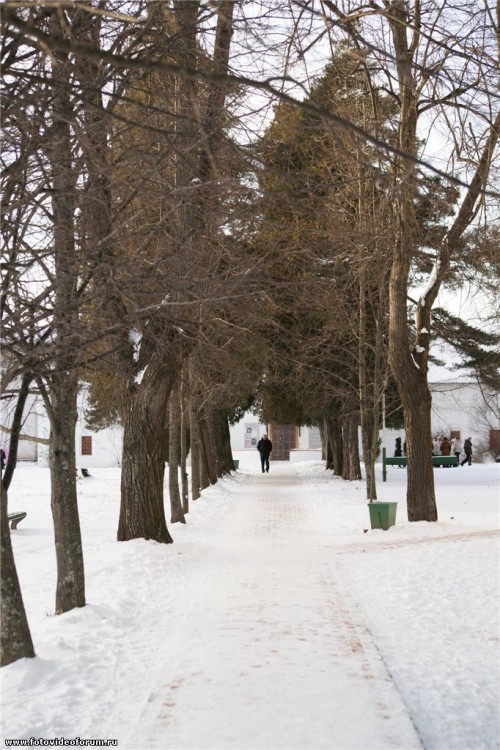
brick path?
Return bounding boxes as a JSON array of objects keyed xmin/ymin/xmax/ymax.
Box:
[{"xmin": 125, "ymin": 464, "xmax": 423, "ymax": 750}]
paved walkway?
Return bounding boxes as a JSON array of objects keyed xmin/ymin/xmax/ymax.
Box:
[{"xmin": 125, "ymin": 463, "xmax": 423, "ymax": 749}]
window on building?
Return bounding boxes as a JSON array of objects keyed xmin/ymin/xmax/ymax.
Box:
[
  {"xmin": 244, "ymin": 424, "xmax": 259, "ymax": 448},
  {"xmin": 81, "ymin": 436, "xmax": 93, "ymax": 456}
]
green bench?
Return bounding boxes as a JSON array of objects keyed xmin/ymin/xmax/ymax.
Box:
[
  {"xmin": 7, "ymin": 512, "xmax": 27, "ymax": 529},
  {"xmin": 382, "ymin": 449, "xmax": 458, "ymax": 481},
  {"xmin": 385, "ymin": 456, "xmax": 408, "ymax": 467},
  {"xmin": 432, "ymin": 456, "xmax": 459, "ymax": 467}
]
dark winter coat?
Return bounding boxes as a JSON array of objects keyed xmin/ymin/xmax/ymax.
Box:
[
  {"xmin": 463, "ymin": 438, "xmax": 472, "ymax": 456},
  {"xmin": 257, "ymin": 438, "xmax": 272, "ymax": 457},
  {"xmin": 440, "ymin": 438, "xmax": 451, "ymax": 456}
]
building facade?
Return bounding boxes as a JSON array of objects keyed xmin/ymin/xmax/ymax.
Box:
[{"xmin": 2, "ymin": 379, "xmax": 498, "ymax": 467}]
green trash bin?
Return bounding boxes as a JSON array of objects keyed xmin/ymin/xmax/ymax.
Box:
[
  {"xmin": 232, "ymin": 459, "xmax": 239, "ymax": 470},
  {"xmin": 368, "ymin": 501, "xmax": 398, "ymax": 530}
]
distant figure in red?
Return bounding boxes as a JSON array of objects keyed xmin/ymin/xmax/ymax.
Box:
[
  {"xmin": 257, "ymin": 435, "xmax": 272, "ymax": 474},
  {"xmin": 440, "ymin": 437, "xmax": 451, "ymax": 456}
]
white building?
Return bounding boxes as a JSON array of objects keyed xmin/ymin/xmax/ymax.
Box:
[
  {"xmin": 1, "ymin": 383, "xmax": 122, "ymax": 469},
  {"xmin": 231, "ymin": 381, "xmax": 500, "ymax": 463},
  {"xmin": 382, "ymin": 380, "xmax": 500, "ymax": 460},
  {"xmin": 230, "ymin": 418, "xmax": 323, "ymax": 463},
  {"xmin": 0, "ymin": 384, "xmax": 39, "ymax": 462},
  {"xmin": 2, "ymin": 379, "xmax": 498, "ymax": 467}
]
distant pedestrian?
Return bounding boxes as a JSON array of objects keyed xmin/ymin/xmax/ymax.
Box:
[
  {"xmin": 461, "ymin": 437, "xmax": 473, "ymax": 466},
  {"xmin": 451, "ymin": 437, "xmax": 461, "ymax": 464},
  {"xmin": 0, "ymin": 448, "xmax": 6, "ymax": 473},
  {"xmin": 440, "ymin": 437, "xmax": 451, "ymax": 456},
  {"xmin": 433, "ymin": 437, "xmax": 440, "ymax": 455},
  {"xmin": 394, "ymin": 437, "xmax": 402, "ymax": 457},
  {"xmin": 257, "ymin": 434, "xmax": 272, "ymax": 474}
]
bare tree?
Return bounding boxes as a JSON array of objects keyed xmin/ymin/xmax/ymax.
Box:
[
  {"xmin": 381, "ymin": 0, "xmax": 499, "ymax": 520},
  {"xmin": 296, "ymin": 0, "xmax": 500, "ymax": 519},
  {"xmin": 1, "ymin": 6, "xmax": 86, "ymax": 614},
  {"xmin": 1, "ymin": 373, "xmax": 36, "ymax": 666},
  {"xmin": 41, "ymin": 9, "xmax": 85, "ymax": 611}
]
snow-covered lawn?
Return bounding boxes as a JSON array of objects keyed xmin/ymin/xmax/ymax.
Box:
[{"xmin": 1, "ymin": 456, "xmax": 499, "ymax": 749}]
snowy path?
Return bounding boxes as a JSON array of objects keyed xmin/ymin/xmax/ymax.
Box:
[{"xmin": 124, "ymin": 463, "xmax": 422, "ymax": 750}]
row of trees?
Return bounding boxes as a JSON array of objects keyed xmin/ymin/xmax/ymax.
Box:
[{"xmin": 1, "ymin": 0, "xmax": 498, "ymax": 666}]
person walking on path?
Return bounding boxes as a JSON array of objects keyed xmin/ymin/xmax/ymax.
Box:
[
  {"xmin": 461, "ymin": 437, "xmax": 473, "ymax": 466},
  {"xmin": 257, "ymin": 434, "xmax": 272, "ymax": 473}
]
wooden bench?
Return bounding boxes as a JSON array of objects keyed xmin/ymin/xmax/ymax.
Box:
[
  {"xmin": 7, "ymin": 512, "xmax": 27, "ymax": 529},
  {"xmin": 382, "ymin": 449, "xmax": 458, "ymax": 481}
]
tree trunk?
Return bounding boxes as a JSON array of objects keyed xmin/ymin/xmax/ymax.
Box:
[
  {"xmin": 361, "ymin": 415, "xmax": 378, "ymax": 501},
  {"xmin": 389, "ymin": 267, "xmax": 438, "ymax": 519},
  {"xmin": 199, "ymin": 416, "xmax": 218, "ymax": 485},
  {"xmin": 1, "ymin": 378, "xmax": 35, "ymax": 665},
  {"xmin": 402, "ymin": 378, "xmax": 436, "ymax": 520},
  {"xmin": 359, "ymin": 268, "xmax": 376, "ymax": 499},
  {"xmin": 325, "ymin": 416, "xmax": 343, "ymax": 476},
  {"xmin": 320, "ymin": 420, "xmax": 328, "ymax": 463},
  {"xmin": 47, "ymin": 12, "xmax": 86, "ymax": 612},
  {"xmin": 359, "ymin": 291, "xmax": 387, "ymax": 500},
  {"xmin": 0, "ymin": 482, "xmax": 35, "ymax": 666},
  {"xmin": 1, "ymin": 372, "xmax": 32, "ymax": 491},
  {"xmin": 341, "ymin": 409, "xmax": 362, "ymax": 480},
  {"xmin": 188, "ymin": 393, "xmax": 201, "ymax": 501},
  {"xmin": 214, "ymin": 411, "xmax": 234, "ymax": 475},
  {"xmin": 48, "ymin": 376, "xmax": 86, "ymax": 612},
  {"xmin": 199, "ymin": 447, "xmax": 210, "ymax": 492},
  {"xmin": 169, "ymin": 383, "xmax": 185, "ymax": 524},
  {"xmin": 222, "ymin": 418, "xmax": 234, "ymax": 474},
  {"xmin": 180, "ymin": 373, "xmax": 189, "ymax": 513},
  {"xmin": 118, "ymin": 356, "xmax": 175, "ymax": 542}
]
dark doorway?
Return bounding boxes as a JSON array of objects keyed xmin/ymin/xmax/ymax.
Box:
[
  {"xmin": 270, "ymin": 424, "xmax": 298, "ymax": 460},
  {"xmin": 490, "ymin": 430, "xmax": 500, "ymax": 456}
]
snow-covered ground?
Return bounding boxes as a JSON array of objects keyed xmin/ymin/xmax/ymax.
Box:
[{"xmin": 1, "ymin": 455, "xmax": 499, "ymax": 750}]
